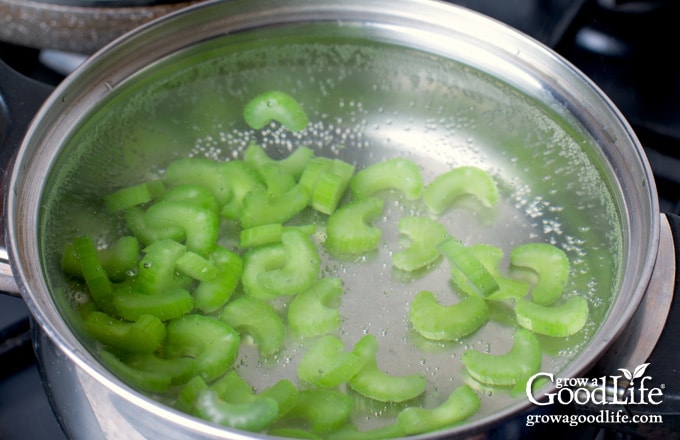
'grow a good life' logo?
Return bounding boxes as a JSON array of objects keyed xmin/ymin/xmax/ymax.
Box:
[{"xmin": 526, "ymin": 363, "xmax": 665, "ymax": 406}]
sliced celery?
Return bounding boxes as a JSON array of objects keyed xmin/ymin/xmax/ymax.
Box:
[
  {"xmin": 103, "ymin": 180, "xmax": 164, "ymax": 212},
  {"xmin": 243, "ymin": 90, "xmax": 309, "ymax": 132},
  {"xmin": 393, "ymin": 216, "xmax": 448, "ymax": 272},
  {"xmin": 510, "ymin": 243, "xmax": 570, "ymax": 306},
  {"xmin": 325, "ymin": 197, "xmax": 384, "ymax": 255},
  {"xmin": 348, "ymin": 335, "xmax": 426, "ymax": 403},
  {"xmin": 122, "ymin": 352, "xmax": 196, "ymax": 386},
  {"xmin": 299, "ymin": 157, "xmax": 355, "ymax": 215},
  {"xmin": 144, "ymin": 201, "xmax": 219, "ymax": 256},
  {"xmin": 462, "ymin": 328, "xmax": 542, "ymax": 386},
  {"xmin": 437, "ymin": 237, "xmax": 499, "ymax": 297},
  {"xmin": 242, "ymin": 243, "xmax": 287, "ymax": 299},
  {"xmin": 112, "ymin": 286, "xmax": 194, "ymax": 322},
  {"xmin": 159, "ymin": 184, "xmax": 220, "ymax": 213},
  {"xmin": 423, "ymin": 166, "xmax": 498, "ymax": 215},
  {"xmin": 218, "ymin": 160, "xmax": 266, "ymax": 220},
  {"xmin": 397, "ymin": 385, "xmax": 480, "ymax": 435},
  {"xmin": 193, "ymin": 246, "xmax": 243, "ymax": 313},
  {"xmin": 349, "ymin": 158, "xmax": 423, "ymax": 201},
  {"xmin": 288, "ymin": 277, "xmax": 343, "ymax": 337},
  {"xmin": 195, "ymin": 390, "xmax": 279, "ymax": 432},
  {"xmin": 165, "ymin": 314, "xmax": 240, "ymax": 382},
  {"xmin": 125, "ymin": 206, "xmax": 185, "ymax": 246},
  {"xmin": 85, "ymin": 311, "xmax": 166, "ymax": 353},
  {"xmin": 211, "ymin": 370, "xmax": 255, "ymax": 403},
  {"xmin": 515, "ymin": 296, "xmax": 589, "ymax": 337},
  {"xmin": 175, "ymin": 375, "xmax": 209, "ymax": 414},
  {"xmin": 244, "ymin": 143, "xmax": 315, "ymax": 181},
  {"xmin": 175, "ymin": 251, "xmax": 218, "ymax": 282},
  {"xmin": 297, "ymin": 335, "xmax": 365, "ymax": 388},
  {"xmin": 72, "ymin": 236, "xmax": 114, "ymax": 314},
  {"xmin": 259, "ymin": 379, "xmax": 298, "ymax": 419},
  {"xmin": 219, "ymin": 296, "xmax": 285, "ymax": 358},
  {"xmin": 62, "ymin": 235, "xmax": 139, "ymax": 282},
  {"xmin": 282, "ymin": 389, "xmax": 353, "ymax": 434},
  {"xmin": 164, "ymin": 157, "xmax": 234, "ymax": 205},
  {"xmin": 99, "ymin": 349, "xmax": 173, "ymax": 393},
  {"xmin": 240, "ymin": 224, "xmax": 284, "ymax": 249},
  {"xmin": 409, "ymin": 291, "xmax": 489, "ymax": 341},
  {"xmin": 135, "ymin": 239, "xmax": 187, "ymax": 295},
  {"xmin": 239, "ymin": 184, "xmax": 310, "ymax": 229}
]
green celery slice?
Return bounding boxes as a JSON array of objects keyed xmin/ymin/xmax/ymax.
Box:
[
  {"xmin": 409, "ymin": 291, "xmax": 489, "ymax": 341},
  {"xmin": 515, "ymin": 296, "xmax": 589, "ymax": 337},
  {"xmin": 175, "ymin": 375, "xmax": 209, "ymax": 414},
  {"xmin": 195, "ymin": 390, "xmax": 279, "ymax": 432},
  {"xmin": 211, "ymin": 370, "xmax": 255, "ymax": 403},
  {"xmin": 112, "ymin": 286, "xmax": 194, "ymax": 322},
  {"xmin": 72, "ymin": 236, "xmax": 115, "ymax": 314},
  {"xmin": 193, "ymin": 246, "xmax": 243, "ymax": 313},
  {"xmin": 135, "ymin": 239, "xmax": 187, "ymax": 294},
  {"xmin": 349, "ymin": 158, "xmax": 423, "ymax": 201},
  {"xmin": 282, "ymin": 389, "xmax": 353, "ymax": 435},
  {"xmin": 393, "ymin": 216, "xmax": 449, "ymax": 272},
  {"xmin": 159, "ymin": 184, "xmax": 220, "ymax": 213},
  {"xmin": 297, "ymin": 335, "xmax": 365, "ymax": 388},
  {"xmin": 103, "ymin": 180, "xmax": 164, "ymax": 212},
  {"xmin": 63, "ymin": 235, "xmax": 139, "ymax": 282},
  {"xmin": 325, "ymin": 197, "xmax": 384, "ymax": 255},
  {"xmin": 175, "ymin": 251, "xmax": 218, "ymax": 282},
  {"xmin": 239, "ymin": 184, "xmax": 310, "ymax": 229},
  {"xmin": 259, "ymin": 379, "xmax": 298, "ymax": 420},
  {"xmin": 144, "ymin": 201, "xmax": 219, "ymax": 256},
  {"xmin": 219, "ymin": 296, "xmax": 285, "ymax": 358},
  {"xmin": 288, "ymin": 277, "xmax": 343, "ymax": 337},
  {"xmin": 348, "ymin": 335, "xmax": 426, "ymax": 403},
  {"xmin": 243, "ymin": 90, "xmax": 309, "ymax": 132},
  {"xmin": 99, "ymin": 349, "xmax": 173, "ymax": 393},
  {"xmin": 125, "ymin": 206, "xmax": 185, "ymax": 246},
  {"xmin": 397, "ymin": 385, "xmax": 481, "ymax": 435},
  {"xmin": 122, "ymin": 352, "xmax": 196, "ymax": 386},
  {"xmin": 242, "ymin": 243, "xmax": 287, "ymax": 299},
  {"xmin": 462, "ymin": 328, "xmax": 542, "ymax": 386},
  {"xmin": 437, "ymin": 237, "xmax": 499, "ymax": 297},
  {"xmin": 310, "ymin": 159, "xmax": 355, "ymax": 215},
  {"xmin": 164, "ymin": 157, "xmax": 234, "ymax": 205},
  {"xmin": 258, "ymin": 162, "xmax": 297, "ymax": 197},
  {"xmin": 510, "ymin": 242, "xmax": 570, "ymax": 306},
  {"xmin": 218, "ymin": 161, "xmax": 266, "ymax": 220},
  {"xmin": 244, "ymin": 143, "xmax": 315, "ymax": 181},
  {"xmin": 85, "ymin": 311, "xmax": 166, "ymax": 353},
  {"xmin": 423, "ymin": 166, "xmax": 498, "ymax": 215}
]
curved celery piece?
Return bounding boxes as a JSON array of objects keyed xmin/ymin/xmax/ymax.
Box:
[
  {"xmin": 164, "ymin": 157, "xmax": 233, "ymax": 205},
  {"xmin": 85, "ymin": 311, "xmax": 166, "ymax": 353},
  {"xmin": 409, "ymin": 291, "xmax": 489, "ymax": 341},
  {"xmin": 218, "ymin": 161, "xmax": 266, "ymax": 220},
  {"xmin": 244, "ymin": 143, "xmax": 315, "ymax": 181},
  {"xmin": 259, "ymin": 379, "xmax": 298, "ymax": 419},
  {"xmin": 510, "ymin": 243, "xmax": 570, "ymax": 306},
  {"xmin": 257, "ymin": 162, "xmax": 297, "ymax": 198},
  {"xmin": 243, "ymin": 230, "xmax": 320, "ymax": 299},
  {"xmin": 144, "ymin": 201, "xmax": 219, "ymax": 256},
  {"xmin": 325, "ymin": 197, "xmax": 384, "ymax": 255},
  {"xmin": 99, "ymin": 349, "xmax": 173, "ymax": 393},
  {"xmin": 219, "ymin": 296, "xmax": 285, "ymax": 358},
  {"xmin": 112, "ymin": 286, "xmax": 194, "ymax": 322},
  {"xmin": 125, "ymin": 206, "xmax": 185, "ymax": 246},
  {"xmin": 297, "ymin": 335, "xmax": 365, "ymax": 388},
  {"xmin": 240, "ymin": 223, "xmax": 283, "ymax": 249},
  {"xmin": 62, "ymin": 235, "xmax": 139, "ymax": 282},
  {"xmin": 397, "ymin": 385, "xmax": 480, "ymax": 435},
  {"xmin": 193, "ymin": 246, "xmax": 243, "ymax": 313},
  {"xmin": 175, "ymin": 375, "xmax": 209, "ymax": 414},
  {"xmin": 423, "ymin": 166, "xmax": 498, "ymax": 215},
  {"xmin": 243, "ymin": 90, "xmax": 309, "ymax": 132},
  {"xmin": 283, "ymin": 389, "xmax": 353, "ymax": 434},
  {"xmin": 159, "ymin": 184, "xmax": 220, "ymax": 213},
  {"xmin": 462, "ymin": 328, "xmax": 542, "ymax": 386},
  {"xmin": 71, "ymin": 236, "xmax": 114, "ymax": 314},
  {"xmin": 239, "ymin": 184, "xmax": 310, "ymax": 228},
  {"xmin": 212, "ymin": 370, "xmax": 255, "ymax": 403},
  {"xmin": 175, "ymin": 251, "xmax": 217, "ymax": 282},
  {"xmin": 437, "ymin": 237, "xmax": 499, "ymax": 297},
  {"xmin": 135, "ymin": 239, "xmax": 187, "ymax": 294},
  {"xmin": 515, "ymin": 296, "xmax": 589, "ymax": 337},
  {"xmin": 393, "ymin": 216, "xmax": 449, "ymax": 272},
  {"xmin": 103, "ymin": 180, "xmax": 164, "ymax": 212},
  {"xmin": 349, "ymin": 335, "xmax": 426, "ymax": 403},
  {"xmin": 195, "ymin": 390, "xmax": 279, "ymax": 432},
  {"xmin": 349, "ymin": 158, "xmax": 423, "ymax": 201},
  {"xmin": 121, "ymin": 352, "xmax": 196, "ymax": 386},
  {"xmin": 165, "ymin": 314, "xmax": 240, "ymax": 382},
  {"xmin": 299, "ymin": 157, "xmax": 356, "ymax": 215},
  {"xmin": 288, "ymin": 277, "xmax": 343, "ymax": 337},
  {"xmin": 326, "ymin": 423, "xmax": 405, "ymax": 440}
]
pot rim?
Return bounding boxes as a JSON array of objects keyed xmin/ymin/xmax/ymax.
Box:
[{"xmin": 6, "ymin": 0, "xmax": 660, "ymax": 437}]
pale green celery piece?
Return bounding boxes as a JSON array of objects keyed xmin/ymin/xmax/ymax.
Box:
[
  {"xmin": 349, "ymin": 158, "xmax": 423, "ymax": 201},
  {"xmin": 219, "ymin": 295, "xmax": 285, "ymax": 358},
  {"xmin": 125, "ymin": 206, "xmax": 185, "ymax": 246},
  {"xmin": 135, "ymin": 239, "xmax": 187, "ymax": 294},
  {"xmin": 510, "ymin": 243, "xmax": 570, "ymax": 306},
  {"xmin": 240, "ymin": 223, "xmax": 284, "ymax": 249},
  {"xmin": 437, "ymin": 237, "xmax": 499, "ymax": 297},
  {"xmin": 121, "ymin": 352, "xmax": 196, "ymax": 386},
  {"xmin": 409, "ymin": 291, "xmax": 489, "ymax": 341},
  {"xmin": 423, "ymin": 166, "xmax": 498, "ymax": 215},
  {"xmin": 259, "ymin": 379, "xmax": 298, "ymax": 419},
  {"xmin": 71, "ymin": 236, "xmax": 115, "ymax": 314},
  {"xmin": 195, "ymin": 390, "xmax": 279, "ymax": 432},
  {"xmin": 159, "ymin": 184, "xmax": 220, "ymax": 213},
  {"xmin": 282, "ymin": 389, "xmax": 353, "ymax": 435},
  {"xmin": 164, "ymin": 157, "xmax": 234, "ymax": 205},
  {"xmin": 219, "ymin": 160, "xmax": 267, "ymax": 220},
  {"xmin": 112, "ymin": 286, "xmax": 194, "ymax": 322},
  {"xmin": 85, "ymin": 311, "xmax": 166, "ymax": 353},
  {"xmin": 299, "ymin": 157, "xmax": 334, "ymax": 192},
  {"xmin": 258, "ymin": 163, "xmax": 297, "ymax": 197},
  {"xmin": 211, "ymin": 370, "xmax": 255, "ymax": 404},
  {"xmin": 175, "ymin": 375, "xmax": 209, "ymax": 414},
  {"xmin": 144, "ymin": 200, "xmax": 220, "ymax": 256},
  {"xmin": 288, "ymin": 277, "xmax": 343, "ymax": 337},
  {"xmin": 515, "ymin": 296, "xmax": 589, "ymax": 337},
  {"xmin": 242, "ymin": 243, "xmax": 287, "ymax": 299},
  {"xmin": 175, "ymin": 251, "xmax": 218, "ymax": 282},
  {"xmin": 239, "ymin": 184, "xmax": 310, "ymax": 229},
  {"xmin": 103, "ymin": 180, "xmax": 164, "ymax": 212},
  {"xmin": 165, "ymin": 314, "xmax": 240, "ymax": 382},
  {"xmin": 462, "ymin": 328, "xmax": 542, "ymax": 387},
  {"xmin": 99, "ymin": 349, "xmax": 173, "ymax": 393},
  {"xmin": 348, "ymin": 335, "xmax": 426, "ymax": 403},
  {"xmin": 397, "ymin": 385, "xmax": 481, "ymax": 435},
  {"xmin": 62, "ymin": 235, "xmax": 140, "ymax": 282},
  {"xmin": 325, "ymin": 197, "xmax": 384, "ymax": 255},
  {"xmin": 242, "ymin": 90, "xmax": 309, "ymax": 132},
  {"xmin": 393, "ymin": 216, "xmax": 449, "ymax": 272},
  {"xmin": 311, "ymin": 159, "xmax": 355, "ymax": 215},
  {"xmin": 297, "ymin": 335, "xmax": 365, "ymax": 388},
  {"xmin": 193, "ymin": 246, "xmax": 243, "ymax": 313},
  {"xmin": 244, "ymin": 143, "xmax": 315, "ymax": 181}
]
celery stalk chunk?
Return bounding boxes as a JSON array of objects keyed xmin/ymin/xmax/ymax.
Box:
[
  {"xmin": 193, "ymin": 246, "xmax": 243, "ymax": 313},
  {"xmin": 325, "ymin": 197, "xmax": 384, "ymax": 255},
  {"xmin": 85, "ymin": 311, "xmax": 166, "ymax": 353},
  {"xmin": 397, "ymin": 385, "xmax": 481, "ymax": 435},
  {"xmin": 159, "ymin": 184, "xmax": 220, "ymax": 213},
  {"xmin": 112, "ymin": 286, "xmax": 194, "ymax": 322},
  {"xmin": 243, "ymin": 90, "xmax": 309, "ymax": 132},
  {"xmin": 195, "ymin": 390, "xmax": 279, "ymax": 432},
  {"xmin": 135, "ymin": 239, "xmax": 187, "ymax": 294},
  {"xmin": 349, "ymin": 158, "xmax": 423, "ymax": 200},
  {"xmin": 99, "ymin": 349, "xmax": 173, "ymax": 393},
  {"xmin": 259, "ymin": 379, "xmax": 298, "ymax": 419},
  {"xmin": 462, "ymin": 328, "xmax": 542, "ymax": 386},
  {"xmin": 393, "ymin": 216, "xmax": 449, "ymax": 272},
  {"xmin": 62, "ymin": 235, "xmax": 139, "ymax": 282},
  {"xmin": 144, "ymin": 201, "xmax": 219, "ymax": 256},
  {"xmin": 244, "ymin": 143, "xmax": 314, "ymax": 181},
  {"xmin": 283, "ymin": 389, "xmax": 353, "ymax": 434},
  {"xmin": 510, "ymin": 242, "xmax": 570, "ymax": 305},
  {"xmin": 103, "ymin": 180, "xmax": 164, "ymax": 212},
  {"xmin": 165, "ymin": 314, "xmax": 240, "ymax": 382},
  {"xmin": 212, "ymin": 370, "xmax": 255, "ymax": 403},
  {"xmin": 409, "ymin": 291, "xmax": 489, "ymax": 341},
  {"xmin": 164, "ymin": 157, "xmax": 234, "ymax": 205},
  {"xmin": 71, "ymin": 236, "xmax": 115, "ymax": 314},
  {"xmin": 297, "ymin": 335, "xmax": 365, "ymax": 388},
  {"xmin": 219, "ymin": 296, "xmax": 285, "ymax": 358},
  {"xmin": 242, "ymin": 243, "xmax": 287, "ymax": 299},
  {"xmin": 125, "ymin": 206, "xmax": 185, "ymax": 246},
  {"xmin": 515, "ymin": 296, "xmax": 589, "ymax": 337},
  {"xmin": 175, "ymin": 376, "xmax": 209, "ymax": 414},
  {"xmin": 239, "ymin": 184, "xmax": 310, "ymax": 228},
  {"xmin": 437, "ymin": 237, "xmax": 499, "ymax": 297},
  {"xmin": 423, "ymin": 166, "xmax": 498, "ymax": 215},
  {"xmin": 175, "ymin": 251, "xmax": 218, "ymax": 282},
  {"xmin": 288, "ymin": 277, "xmax": 343, "ymax": 337},
  {"xmin": 348, "ymin": 335, "xmax": 426, "ymax": 403}
]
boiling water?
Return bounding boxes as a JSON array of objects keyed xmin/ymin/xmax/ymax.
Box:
[{"xmin": 40, "ymin": 35, "xmax": 623, "ymax": 432}]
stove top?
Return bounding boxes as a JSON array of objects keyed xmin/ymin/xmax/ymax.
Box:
[{"xmin": 0, "ymin": 1, "xmax": 678, "ymax": 439}]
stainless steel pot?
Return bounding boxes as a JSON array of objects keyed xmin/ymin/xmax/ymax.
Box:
[{"xmin": 0, "ymin": 0, "xmax": 676, "ymax": 438}]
